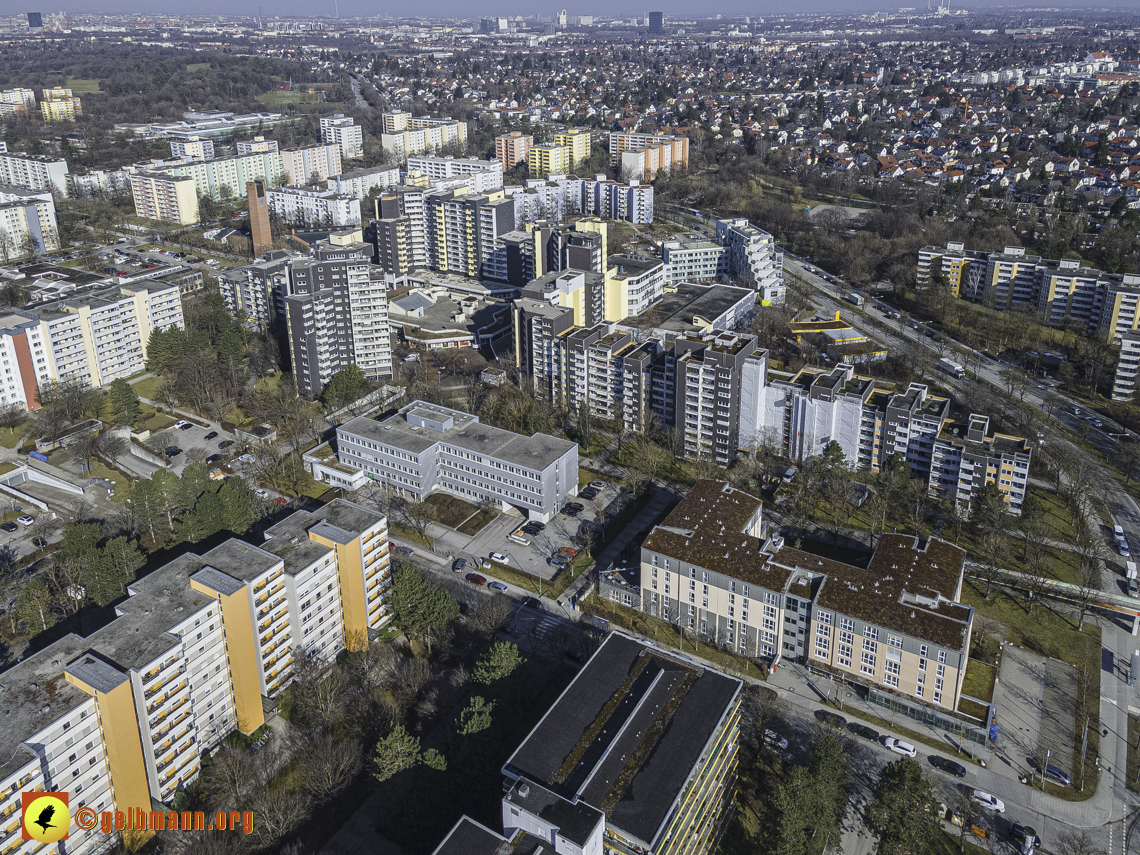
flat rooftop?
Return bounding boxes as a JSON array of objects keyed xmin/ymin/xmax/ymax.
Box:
[
  {"xmin": 262, "ymin": 499, "xmax": 385, "ymax": 571},
  {"xmin": 621, "ymin": 282, "xmax": 752, "ymax": 335},
  {"xmin": 503, "ymin": 633, "xmax": 741, "ymax": 848},
  {"xmin": 341, "ymin": 402, "xmax": 575, "ymax": 473}
]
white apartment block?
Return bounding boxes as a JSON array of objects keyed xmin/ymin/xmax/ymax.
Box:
[
  {"xmin": 266, "ymin": 186, "xmax": 362, "ymax": 228},
  {"xmin": 69, "ymin": 168, "xmax": 132, "ymax": 199},
  {"xmin": 17, "ymin": 282, "xmax": 185, "ymax": 391},
  {"xmin": 716, "ymin": 218, "xmax": 785, "ymax": 304},
  {"xmin": 320, "ymin": 114, "xmax": 364, "ymax": 160},
  {"xmin": 129, "ymin": 172, "xmax": 200, "ymax": 225},
  {"xmin": 1114, "ymin": 330, "xmax": 1140, "ymax": 402},
  {"xmin": 0, "ymin": 152, "xmax": 69, "ymax": 197},
  {"xmin": 329, "ymin": 401, "xmax": 579, "ymax": 522},
  {"xmin": 662, "ymin": 239, "xmax": 725, "ymax": 283},
  {"xmin": 326, "ymin": 164, "xmax": 400, "ymax": 199},
  {"xmin": 281, "ymin": 143, "xmax": 343, "ymax": 185},
  {"xmin": 0, "ymin": 186, "xmax": 59, "ymax": 257},
  {"xmin": 580, "ymin": 175, "xmax": 654, "ymax": 224},
  {"xmin": 610, "ymin": 255, "xmax": 666, "ymax": 316},
  {"xmin": 236, "ymin": 136, "xmax": 279, "ymax": 154},
  {"xmin": 154, "ymin": 151, "xmax": 285, "ymax": 202},
  {"xmin": 406, "ymin": 155, "xmax": 504, "ymax": 191},
  {"xmin": 381, "ymin": 116, "xmax": 468, "ymax": 159},
  {"xmin": 169, "ymin": 138, "xmax": 215, "ymax": 160},
  {"xmin": 929, "ymin": 414, "xmax": 1032, "ymax": 515},
  {"xmin": 0, "ymin": 88, "xmax": 36, "ymax": 109},
  {"xmin": 0, "ymin": 500, "xmax": 390, "ymax": 855}
]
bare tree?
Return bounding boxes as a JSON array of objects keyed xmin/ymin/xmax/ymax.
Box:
[
  {"xmin": 203, "ymin": 743, "xmax": 262, "ymax": 808},
  {"xmin": 295, "ymin": 733, "xmax": 363, "ymax": 803},
  {"xmin": 249, "ymin": 787, "xmax": 309, "ymax": 850}
]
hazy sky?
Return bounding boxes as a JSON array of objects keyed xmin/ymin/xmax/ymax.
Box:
[{"xmin": 49, "ymin": 0, "xmax": 1133, "ymax": 20}]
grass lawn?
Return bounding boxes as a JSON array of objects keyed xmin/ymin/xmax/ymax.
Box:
[
  {"xmin": 130, "ymin": 375, "xmax": 163, "ymax": 401},
  {"xmin": 456, "ymin": 509, "xmax": 496, "ymax": 536},
  {"xmin": 423, "ymin": 493, "xmax": 480, "ymax": 528},
  {"xmin": 258, "ymin": 90, "xmax": 320, "ymax": 106},
  {"xmin": 390, "ymin": 522, "xmax": 432, "ymax": 548},
  {"xmin": 0, "ymin": 423, "xmax": 27, "ymax": 449},
  {"xmin": 87, "ymin": 460, "xmax": 131, "ymax": 502},
  {"xmin": 64, "ymin": 76, "xmax": 102, "ymax": 93},
  {"xmin": 929, "ymin": 830, "xmax": 990, "ymax": 855},
  {"xmin": 1129, "ymin": 714, "xmax": 1140, "ymax": 793},
  {"xmin": 0, "ymin": 461, "xmax": 18, "ymax": 477},
  {"xmin": 1027, "ymin": 485, "xmax": 1080, "ymax": 543},
  {"xmin": 186, "ymin": 62, "xmax": 211, "ymax": 72},
  {"xmin": 961, "ymin": 660, "xmax": 996, "ymax": 703}
]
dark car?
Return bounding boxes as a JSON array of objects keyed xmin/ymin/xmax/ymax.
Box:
[
  {"xmin": 452, "ymin": 558, "xmax": 467, "ymax": 572},
  {"xmin": 814, "ymin": 710, "xmax": 847, "ymax": 729},
  {"xmin": 465, "ymin": 573, "xmax": 487, "ymax": 586},
  {"xmin": 1044, "ymin": 764, "xmax": 1071, "ymax": 786},
  {"xmin": 520, "ymin": 596, "xmax": 542, "ymax": 609},
  {"xmin": 579, "ymin": 487, "xmax": 598, "ymax": 500},
  {"xmin": 218, "ymin": 440, "xmax": 235, "ymax": 449},
  {"xmin": 528, "ymin": 521, "xmax": 546, "ymax": 531},
  {"xmin": 206, "ymin": 454, "xmax": 222, "ymax": 464},
  {"xmin": 165, "ymin": 446, "xmax": 182, "ymax": 456},
  {"xmin": 847, "ymin": 722, "xmax": 879, "ymax": 742},
  {"xmin": 1009, "ymin": 824, "xmax": 1040, "ymax": 849},
  {"xmin": 566, "ymin": 502, "xmax": 584, "ymax": 511},
  {"xmin": 929, "ymin": 755, "xmax": 967, "ymax": 778},
  {"xmin": 204, "ymin": 431, "xmax": 218, "ymax": 441},
  {"xmin": 562, "ymin": 506, "xmax": 580, "ymax": 516},
  {"xmin": 0, "ymin": 522, "xmax": 16, "ymax": 532}
]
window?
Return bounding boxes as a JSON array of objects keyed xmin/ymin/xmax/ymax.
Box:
[
  {"xmin": 918, "ymin": 658, "xmax": 926, "ymax": 672},
  {"xmin": 938, "ymin": 650, "xmax": 947, "ymax": 664},
  {"xmin": 860, "ymin": 650, "xmax": 876, "ymax": 675},
  {"xmin": 933, "ymin": 691, "xmax": 942, "ymax": 705},
  {"xmin": 785, "ymin": 596, "xmax": 797, "ymax": 610},
  {"xmin": 765, "ymin": 592, "xmax": 778, "ymax": 605},
  {"xmin": 919, "ymin": 644, "xmax": 928, "ymax": 657},
  {"xmin": 864, "ymin": 626, "xmax": 879, "ymax": 641},
  {"xmin": 936, "ymin": 664, "xmax": 945, "ymax": 678},
  {"xmin": 840, "ymin": 617, "xmax": 855, "ymax": 632},
  {"xmin": 863, "ymin": 639, "xmax": 877, "ymax": 655},
  {"xmin": 816, "ymin": 610, "xmax": 833, "ymax": 625},
  {"xmin": 887, "ymin": 634, "xmax": 902, "ymax": 649},
  {"xmin": 837, "ymin": 643, "xmax": 853, "ymax": 668}
]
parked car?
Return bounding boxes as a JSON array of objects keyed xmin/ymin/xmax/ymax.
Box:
[
  {"xmin": 204, "ymin": 431, "xmax": 218, "ymax": 441},
  {"xmin": 527, "ymin": 521, "xmax": 546, "ymax": 531},
  {"xmin": 452, "ymin": 558, "xmax": 466, "ymax": 572},
  {"xmin": 971, "ymin": 791, "xmax": 1005, "ymax": 813},
  {"xmin": 0, "ymin": 522, "xmax": 17, "ymax": 532},
  {"xmin": 579, "ymin": 487, "xmax": 599, "ymax": 500},
  {"xmin": 173, "ymin": 419, "xmax": 189, "ymax": 429},
  {"xmin": 847, "ymin": 723, "xmax": 879, "ymax": 742},
  {"xmin": 548, "ymin": 555, "xmax": 570, "ymax": 567},
  {"xmin": 396, "ymin": 546, "xmax": 415, "ymax": 556},
  {"xmin": 558, "ymin": 547, "xmax": 580, "ymax": 557},
  {"xmin": 218, "ymin": 440, "xmax": 235, "ymax": 449},
  {"xmin": 165, "ymin": 446, "xmax": 182, "ymax": 456},
  {"xmin": 1009, "ymin": 824, "xmax": 1040, "ymax": 849},
  {"xmin": 487, "ymin": 581, "xmax": 508, "ymax": 593},
  {"xmin": 562, "ymin": 507, "xmax": 580, "ymax": 517},
  {"xmin": 883, "ymin": 737, "xmax": 917, "ymax": 758},
  {"xmin": 489, "ymin": 552, "xmax": 510, "ymax": 564},
  {"xmin": 254, "ymin": 488, "xmax": 269, "ymax": 499},
  {"xmin": 929, "ymin": 756, "xmax": 967, "ymax": 778},
  {"xmin": 520, "ymin": 596, "xmax": 542, "ymax": 609},
  {"xmin": 205, "ymin": 454, "xmax": 222, "ymax": 464},
  {"xmin": 589, "ymin": 480, "xmax": 606, "ymax": 490},
  {"xmin": 465, "ymin": 573, "xmax": 487, "ymax": 586},
  {"xmin": 274, "ymin": 497, "xmax": 288, "ymax": 507},
  {"xmin": 1043, "ymin": 764, "xmax": 1071, "ymax": 786},
  {"xmin": 566, "ymin": 502, "xmax": 584, "ymax": 511},
  {"xmin": 177, "ymin": 422, "xmax": 193, "ymax": 431},
  {"xmin": 763, "ymin": 730, "xmax": 789, "ymax": 750}
]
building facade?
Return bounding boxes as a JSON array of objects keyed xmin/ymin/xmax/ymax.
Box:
[
  {"xmin": 0, "ymin": 152, "xmax": 69, "ymax": 197},
  {"xmin": 129, "ymin": 172, "xmax": 200, "ymax": 225},
  {"xmin": 381, "ymin": 115, "xmax": 468, "ymax": 159},
  {"xmin": 326, "ymin": 164, "xmax": 401, "ymax": 199},
  {"xmin": 527, "ymin": 144, "xmax": 571, "ymax": 179},
  {"xmin": 495, "ymin": 131, "xmax": 533, "ymax": 172},
  {"xmin": 1114, "ymin": 330, "xmax": 1140, "ymax": 402},
  {"xmin": 0, "ymin": 500, "xmax": 390, "ymax": 855},
  {"xmin": 266, "ymin": 185, "xmax": 362, "ymax": 228},
  {"xmin": 320, "ymin": 114, "xmax": 364, "ymax": 160},
  {"xmin": 0, "ymin": 186, "xmax": 59, "ymax": 256},
  {"xmin": 280, "ymin": 144, "xmax": 343, "ymax": 185},
  {"xmin": 40, "ymin": 86, "xmax": 82, "ymax": 122}
]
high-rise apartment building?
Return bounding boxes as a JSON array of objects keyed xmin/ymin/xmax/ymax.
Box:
[
  {"xmin": 406, "ymin": 155, "xmax": 504, "ymax": 192},
  {"xmin": 320, "ymin": 114, "xmax": 364, "ymax": 160},
  {"xmin": 648, "ymin": 10, "xmax": 665, "ymax": 33},
  {"xmin": 552, "ymin": 128, "xmax": 591, "ymax": 166},
  {"xmin": 919, "ymin": 241, "xmax": 1140, "ymax": 342},
  {"xmin": 151, "ymin": 150, "xmax": 284, "ymax": 202},
  {"xmin": 661, "ymin": 217, "xmax": 784, "ymax": 303},
  {"xmin": 495, "ymin": 131, "xmax": 533, "ymax": 172},
  {"xmin": 0, "ymin": 500, "xmax": 389, "ymax": 855},
  {"xmin": 248, "ymin": 180, "xmax": 273, "ymax": 257},
  {"xmin": 929, "ymin": 414, "xmax": 1032, "ymax": 514},
  {"xmin": 284, "ymin": 240, "xmax": 392, "ymax": 398},
  {"xmin": 1114, "ymin": 330, "xmax": 1140, "ymax": 402},
  {"xmin": 0, "ymin": 151, "xmax": 69, "ymax": 196},
  {"xmin": 281, "ymin": 143, "xmax": 343, "ymax": 185},
  {"xmin": 169, "ymin": 137, "xmax": 215, "ymax": 160},
  {"xmin": 609, "ymin": 132, "xmax": 689, "ymax": 178},
  {"xmin": 380, "ymin": 115, "xmax": 468, "ymax": 159},
  {"xmin": 236, "ymin": 136, "xmax": 279, "ymax": 154},
  {"xmin": 0, "ymin": 88, "xmax": 36, "ymax": 110},
  {"xmin": 129, "ymin": 172, "xmax": 200, "ymax": 225},
  {"xmin": 40, "ymin": 86, "xmax": 82, "ymax": 121},
  {"xmin": 266, "ymin": 185, "xmax": 361, "ymax": 228},
  {"xmin": 527, "ymin": 144, "xmax": 571, "ymax": 179},
  {"xmin": 326, "ymin": 164, "xmax": 400, "ymax": 199},
  {"xmin": 218, "ymin": 249, "xmax": 300, "ymax": 329},
  {"xmin": 422, "ymin": 187, "xmax": 517, "ymax": 280},
  {"xmin": 0, "ymin": 186, "xmax": 59, "ymax": 257}
]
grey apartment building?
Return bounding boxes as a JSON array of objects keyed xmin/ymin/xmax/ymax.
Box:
[{"xmin": 334, "ymin": 401, "xmax": 579, "ymax": 522}]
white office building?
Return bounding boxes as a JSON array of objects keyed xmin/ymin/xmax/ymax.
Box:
[
  {"xmin": 266, "ymin": 186, "xmax": 362, "ymax": 228},
  {"xmin": 406, "ymin": 156, "xmax": 504, "ymax": 192},
  {"xmin": 326, "ymin": 164, "xmax": 401, "ymax": 199},
  {"xmin": 169, "ymin": 138, "xmax": 215, "ymax": 160},
  {"xmin": 0, "ymin": 152, "xmax": 69, "ymax": 197},
  {"xmin": 320, "ymin": 114, "xmax": 364, "ymax": 160},
  {"xmin": 327, "ymin": 401, "xmax": 579, "ymax": 522},
  {"xmin": 280, "ymin": 144, "xmax": 343, "ymax": 186}
]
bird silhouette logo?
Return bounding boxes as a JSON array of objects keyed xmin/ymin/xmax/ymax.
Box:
[{"xmin": 22, "ymin": 792, "xmax": 70, "ymax": 843}]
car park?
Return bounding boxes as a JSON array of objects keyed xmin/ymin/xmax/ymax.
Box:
[
  {"xmin": 204, "ymin": 431, "xmax": 218, "ymax": 441},
  {"xmin": 883, "ymin": 737, "xmax": 917, "ymax": 758},
  {"xmin": 488, "ymin": 581, "xmax": 508, "ymax": 592},
  {"xmin": 929, "ymin": 756, "xmax": 967, "ymax": 777},
  {"xmin": 971, "ymin": 791, "xmax": 1005, "ymax": 813},
  {"xmin": 452, "ymin": 558, "xmax": 466, "ymax": 572},
  {"xmin": 489, "ymin": 552, "xmax": 510, "ymax": 564},
  {"xmin": 465, "ymin": 573, "xmax": 486, "ymax": 586}
]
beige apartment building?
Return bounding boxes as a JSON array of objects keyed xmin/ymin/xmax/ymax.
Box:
[{"xmin": 494, "ymin": 131, "xmax": 533, "ymax": 171}]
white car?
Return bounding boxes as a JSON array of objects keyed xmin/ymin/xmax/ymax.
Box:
[
  {"xmin": 254, "ymin": 488, "xmax": 269, "ymax": 499},
  {"xmin": 971, "ymin": 791, "xmax": 1005, "ymax": 813},
  {"xmin": 489, "ymin": 552, "xmax": 510, "ymax": 564},
  {"xmin": 16, "ymin": 515, "xmax": 34, "ymax": 526},
  {"xmin": 883, "ymin": 737, "xmax": 917, "ymax": 758},
  {"xmin": 173, "ymin": 420, "xmax": 189, "ymax": 429},
  {"xmin": 763, "ymin": 730, "xmax": 789, "ymax": 750}
]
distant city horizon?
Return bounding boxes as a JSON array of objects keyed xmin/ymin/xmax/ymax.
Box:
[{"xmin": 20, "ymin": 0, "xmax": 1140, "ymax": 20}]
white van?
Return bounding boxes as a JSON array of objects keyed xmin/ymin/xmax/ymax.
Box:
[{"xmin": 782, "ymin": 468, "xmax": 798, "ymax": 484}]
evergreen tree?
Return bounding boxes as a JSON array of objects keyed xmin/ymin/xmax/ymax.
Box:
[
  {"xmin": 107, "ymin": 379, "xmax": 140, "ymax": 427},
  {"xmin": 472, "ymin": 641, "xmax": 525, "ymax": 685},
  {"xmin": 866, "ymin": 758, "xmax": 939, "ymax": 855}
]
